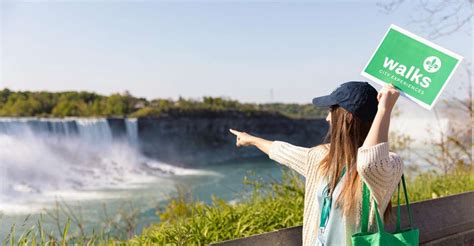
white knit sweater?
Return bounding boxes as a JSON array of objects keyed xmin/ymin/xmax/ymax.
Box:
[{"xmin": 268, "ymin": 141, "xmax": 404, "ymax": 246}]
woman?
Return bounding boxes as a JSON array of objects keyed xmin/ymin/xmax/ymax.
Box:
[{"xmin": 229, "ymin": 81, "xmax": 403, "ymax": 246}]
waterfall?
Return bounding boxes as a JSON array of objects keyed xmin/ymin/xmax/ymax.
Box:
[
  {"xmin": 0, "ymin": 117, "xmax": 216, "ymax": 215},
  {"xmin": 76, "ymin": 118, "xmax": 114, "ymax": 146},
  {"xmin": 125, "ymin": 118, "xmax": 139, "ymax": 148}
]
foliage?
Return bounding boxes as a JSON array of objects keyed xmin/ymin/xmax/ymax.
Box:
[
  {"xmin": 0, "ymin": 89, "xmax": 326, "ymax": 119},
  {"xmin": 129, "ymin": 170, "xmax": 305, "ymax": 245},
  {"xmin": 394, "ymin": 164, "xmax": 474, "ymax": 205},
  {"xmin": 418, "ymin": 97, "xmax": 473, "ymax": 175}
]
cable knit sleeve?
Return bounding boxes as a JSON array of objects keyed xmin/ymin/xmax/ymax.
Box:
[
  {"xmin": 356, "ymin": 142, "xmax": 404, "ymax": 213},
  {"xmin": 268, "ymin": 140, "xmax": 311, "ymax": 177}
]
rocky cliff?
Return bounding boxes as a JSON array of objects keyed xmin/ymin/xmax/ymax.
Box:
[{"xmin": 135, "ymin": 114, "xmax": 329, "ymax": 167}]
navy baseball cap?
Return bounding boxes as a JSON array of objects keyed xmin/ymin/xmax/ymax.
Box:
[{"xmin": 312, "ymin": 81, "xmax": 379, "ymax": 122}]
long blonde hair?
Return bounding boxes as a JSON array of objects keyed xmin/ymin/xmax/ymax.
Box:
[{"xmin": 317, "ymin": 105, "xmax": 392, "ymax": 222}]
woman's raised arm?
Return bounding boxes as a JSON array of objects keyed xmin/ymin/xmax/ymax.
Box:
[
  {"xmin": 360, "ymin": 83, "xmax": 399, "ymax": 148},
  {"xmin": 356, "ymin": 83, "xmax": 403, "ymax": 213}
]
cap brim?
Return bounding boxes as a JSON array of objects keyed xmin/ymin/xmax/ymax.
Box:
[{"xmin": 312, "ymin": 95, "xmax": 337, "ymax": 107}]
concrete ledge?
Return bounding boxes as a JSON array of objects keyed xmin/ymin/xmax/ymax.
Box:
[{"xmin": 210, "ymin": 226, "xmax": 302, "ymax": 246}]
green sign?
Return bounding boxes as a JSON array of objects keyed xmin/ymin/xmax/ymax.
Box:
[{"xmin": 361, "ymin": 24, "xmax": 463, "ymax": 110}]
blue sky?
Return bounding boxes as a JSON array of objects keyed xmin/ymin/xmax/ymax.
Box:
[{"xmin": 1, "ymin": 0, "xmax": 472, "ymax": 104}]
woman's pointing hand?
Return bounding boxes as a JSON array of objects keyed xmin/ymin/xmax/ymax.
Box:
[{"xmin": 229, "ymin": 128, "xmax": 255, "ymax": 147}]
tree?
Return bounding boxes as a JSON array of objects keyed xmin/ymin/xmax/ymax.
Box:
[
  {"xmin": 377, "ymin": 0, "xmax": 473, "ymax": 39},
  {"xmin": 52, "ymin": 100, "xmax": 88, "ymax": 117}
]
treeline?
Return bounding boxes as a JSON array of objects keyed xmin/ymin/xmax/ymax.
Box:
[{"xmin": 0, "ymin": 89, "xmax": 326, "ymax": 119}]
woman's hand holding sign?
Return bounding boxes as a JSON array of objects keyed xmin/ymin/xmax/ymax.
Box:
[{"xmin": 377, "ymin": 83, "xmax": 400, "ymax": 113}]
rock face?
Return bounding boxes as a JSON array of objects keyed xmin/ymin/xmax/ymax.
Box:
[{"xmin": 137, "ymin": 114, "xmax": 329, "ymax": 167}]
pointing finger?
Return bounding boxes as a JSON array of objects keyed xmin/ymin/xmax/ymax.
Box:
[{"xmin": 229, "ymin": 129, "xmax": 239, "ymax": 135}]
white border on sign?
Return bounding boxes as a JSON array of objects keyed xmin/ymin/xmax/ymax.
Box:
[
  {"xmin": 390, "ymin": 24, "xmax": 463, "ymax": 60},
  {"xmin": 361, "ymin": 24, "xmax": 463, "ymax": 110}
]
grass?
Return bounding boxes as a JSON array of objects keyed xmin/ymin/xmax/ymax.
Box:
[
  {"xmin": 129, "ymin": 170, "xmax": 305, "ymax": 245},
  {"xmin": 397, "ymin": 164, "xmax": 474, "ymax": 204}
]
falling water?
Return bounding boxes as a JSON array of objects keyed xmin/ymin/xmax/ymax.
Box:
[{"xmin": 0, "ymin": 117, "xmax": 217, "ymax": 214}]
